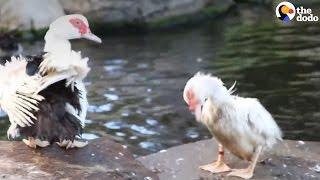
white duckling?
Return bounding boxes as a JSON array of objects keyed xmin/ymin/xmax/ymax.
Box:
[{"xmin": 183, "ymin": 72, "xmax": 282, "ymax": 179}]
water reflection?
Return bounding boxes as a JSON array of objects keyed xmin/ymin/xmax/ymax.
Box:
[
  {"xmin": 82, "ymin": 133, "xmax": 100, "ymax": 140},
  {"xmin": 0, "ymin": 5, "xmax": 319, "ymax": 156}
]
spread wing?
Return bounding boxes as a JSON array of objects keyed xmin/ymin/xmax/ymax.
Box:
[
  {"xmin": 0, "ymin": 51, "xmax": 89, "ymax": 128},
  {"xmin": 0, "ymin": 56, "xmax": 44, "ymax": 127}
]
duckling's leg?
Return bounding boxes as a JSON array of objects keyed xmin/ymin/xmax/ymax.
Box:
[
  {"xmin": 57, "ymin": 139, "xmax": 88, "ymax": 149},
  {"xmin": 199, "ymin": 144, "xmax": 231, "ymax": 173},
  {"xmin": 23, "ymin": 137, "xmax": 50, "ymax": 148},
  {"xmin": 227, "ymin": 146, "xmax": 262, "ymax": 179}
]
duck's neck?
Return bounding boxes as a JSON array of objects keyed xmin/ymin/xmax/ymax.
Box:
[{"xmin": 44, "ymin": 30, "xmax": 71, "ymax": 54}]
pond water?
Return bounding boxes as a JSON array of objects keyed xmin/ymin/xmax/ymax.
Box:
[{"xmin": 0, "ymin": 5, "xmax": 319, "ymax": 156}]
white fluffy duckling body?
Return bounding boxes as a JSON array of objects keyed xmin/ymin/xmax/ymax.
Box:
[{"xmin": 183, "ymin": 72, "xmax": 282, "ymax": 179}]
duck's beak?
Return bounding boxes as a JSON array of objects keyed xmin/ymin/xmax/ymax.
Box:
[{"xmin": 82, "ymin": 31, "xmax": 102, "ymax": 43}]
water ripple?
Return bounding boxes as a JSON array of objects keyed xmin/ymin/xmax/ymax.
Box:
[
  {"xmin": 88, "ymin": 104, "xmax": 113, "ymax": 113},
  {"xmin": 104, "ymin": 120, "xmax": 124, "ymax": 130},
  {"xmin": 104, "ymin": 93, "xmax": 119, "ymax": 101},
  {"xmin": 130, "ymin": 125, "xmax": 157, "ymax": 135},
  {"xmin": 146, "ymin": 118, "xmax": 158, "ymax": 126},
  {"xmin": 82, "ymin": 133, "xmax": 99, "ymax": 140}
]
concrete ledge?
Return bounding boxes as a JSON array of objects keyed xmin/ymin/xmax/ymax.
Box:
[
  {"xmin": 0, "ymin": 138, "xmax": 158, "ymax": 180},
  {"xmin": 138, "ymin": 139, "xmax": 320, "ymax": 179}
]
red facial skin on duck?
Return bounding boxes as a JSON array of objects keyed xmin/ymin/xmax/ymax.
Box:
[
  {"xmin": 186, "ymin": 89, "xmax": 202, "ymax": 122},
  {"xmin": 69, "ymin": 18, "xmax": 88, "ymax": 35}
]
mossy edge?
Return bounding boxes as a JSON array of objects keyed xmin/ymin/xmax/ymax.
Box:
[{"xmin": 1, "ymin": 4, "xmax": 235, "ymax": 40}]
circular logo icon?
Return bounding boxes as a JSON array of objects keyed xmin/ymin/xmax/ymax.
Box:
[{"xmin": 276, "ymin": 2, "xmax": 296, "ymax": 23}]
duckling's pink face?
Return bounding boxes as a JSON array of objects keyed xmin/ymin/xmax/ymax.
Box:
[
  {"xmin": 186, "ymin": 89, "xmax": 198, "ymax": 112},
  {"xmin": 186, "ymin": 89, "xmax": 202, "ymax": 122}
]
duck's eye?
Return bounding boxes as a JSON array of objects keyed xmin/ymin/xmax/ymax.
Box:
[{"xmin": 76, "ymin": 21, "xmax": 80, "ymax": 24}]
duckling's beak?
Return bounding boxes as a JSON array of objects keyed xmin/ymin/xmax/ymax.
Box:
[
  {"xmin": 194, "ymin": 104, "xmax": 202, "ymax": 122},
  {"xmin": 82, "ymin": 31, "xmax": 102, "ymax": 43}
]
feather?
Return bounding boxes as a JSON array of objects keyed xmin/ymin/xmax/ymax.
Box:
[
  {"xmin": 228, "ymin": 81, "xmax": 237, "ymax": 94},
  {"xmin": 35, "ymin": 51, "xmax": 90, "ymax": 94},
  {"xmin": 34, "ymin": 71, "xmax": 74, "ymax": 94},
  {"xmin": 0, "ymin": 56, "xmax": 43, "ymax": 128},
  {"xmin": 1, "ymin": 48, "xmax": 89, "ymax": 142}
]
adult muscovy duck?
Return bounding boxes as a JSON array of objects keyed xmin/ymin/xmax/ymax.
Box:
[
  {"xmin": 183, "ymin": 73, "xmax": 282, "ymax": 179},
  {"xmin": 0, "ymin": 14, "xmax": 101, "ymax": 149}
]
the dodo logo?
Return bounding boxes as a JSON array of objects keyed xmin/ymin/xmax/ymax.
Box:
[
  {"xmin": 276, "ymin": 1, "xmax": 319, "ymax": 23},
  {"xmin": 275, "ymin": 1, "xmax": 296, "ymax": 23}
]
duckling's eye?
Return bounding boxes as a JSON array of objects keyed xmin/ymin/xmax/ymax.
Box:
[{"xmin": 76, "ymin": 21, "xmax": 80, "ymax": 24}]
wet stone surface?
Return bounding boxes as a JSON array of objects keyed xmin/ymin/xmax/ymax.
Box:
[
  {"xmin": 0, "ymin": 138, "xmax": 158, "ymax": 180},
  {"xmin": 138, "ymin": 139, "xmax": 320, "ymax": 180}
]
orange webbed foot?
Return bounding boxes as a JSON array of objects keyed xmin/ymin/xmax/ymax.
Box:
[
  {"xmin": 227, "ymin": 168, "xmax": 253, "ymax": 179},
  {"xmin": 199, "ymin": 160, "xmax": 231, "ymax": 173}
]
